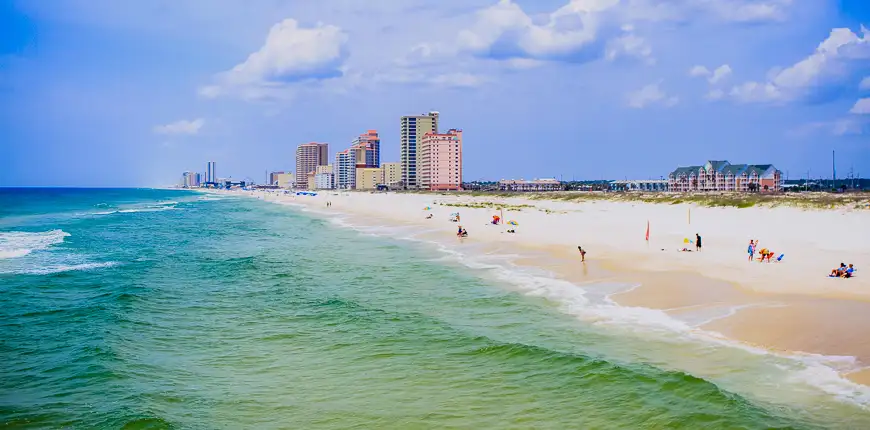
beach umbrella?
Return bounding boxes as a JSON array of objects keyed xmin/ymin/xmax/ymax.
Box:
[{"xmin": 508, "ymin": 220, "xmax": 518, "ymax": 226}]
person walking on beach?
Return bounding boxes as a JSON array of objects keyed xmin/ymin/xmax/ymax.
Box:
[
  {"xmin": 695, "ymin": 234, "xmax": 702, "ymax": 252},
  {"xmin": 577, "ymin": 246, "xmax": 586, "ymax": 262},
  {"xmin": 747, "ymin": 240, "xmax": 755, "ymax": 261}
]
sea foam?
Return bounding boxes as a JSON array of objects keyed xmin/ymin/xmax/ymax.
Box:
[{"xmin": 0, "ymin": 230, "xmax": 70, "ymax": 260}]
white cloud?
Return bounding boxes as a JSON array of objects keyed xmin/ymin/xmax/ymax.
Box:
[
  {"xmin": 456, "ymin": 0, "xmax": 620, "ymax": 60},
  {"xmin": 605, "ymin": 30, "xmax": 654, "ymax": 64},
  {"xmin": 689, "ymin": 65, "xmax": 711, "ymax": 77},
  {"xmin": 706, "ymin": 89, "xmax": 725, "ymax": 100},
  {"xmin": 620, "ymin": 0, "xmax": 793, "ymax": 23},
  {"xmin": 730, "ymin": 26, "xmax": 870, "ymax": 103},
  {"xmin": 153, "ymin": 119, "xmax": 204, "ymax": 135},
  {"xmin": 627, "ymin": 82, "xmax": 678, "ymax": 108},
  {"xmin": 374, "ymin": 70, "xmax": 489, "ymax": 88},
  {"xmin": 708, "ymin": 64, "xmax": 732, "ymax": 84},
  {"xmin": 850, "ymin": 98, "xmax": 870, "ymax": 114},
  {"xmin": 860, "ymin": 76, "xmax": 870, "ymax": 90},
  {"xmin": 200, "ymin": 18, "xmax": 348, "ymax": 100}
]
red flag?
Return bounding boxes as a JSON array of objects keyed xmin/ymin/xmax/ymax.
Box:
[{"xmin": 645, "ymin": 220, "xmax": 650, "ymax": 241}]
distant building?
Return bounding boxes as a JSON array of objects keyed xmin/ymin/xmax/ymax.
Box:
[
  {"xmin": 356, "ymin": 167, "xmax": 384, "ymax": 190},
  {"xmin": 401, "ymin": 111, "xmax": 439, "ymax": 189},
  {"xmin": 314, "ymin": 165, "xmax": 334, "ymax": 189},
  {"xmin": 335, "ymin": 149, "xmax": 356, "ymax": 190},
  {"xmin": 194, "ymin": 173, "xmax": 202, "ymax": 187},
  {"xmin": 669, "ymin": 160, "xmax": 783, "ymax": 192},
  {"xmin": 307, "ymin": 172, "xmax": 316, "ymax": 191},
  {"xmin": 352, "ymin": 130, "xmax": 380, "ymax": 168},
  {"xmin": 498, "ymin": 178, "xmax": 561, "ymax": 192},
  {"xmin": 182, "ymin": 171, "xmax": 195, "ymax": 188},
  {"xmin": 270, "ymin": 172, "xmax": 294, "ymax": 188},
  {"xmin": 269, "ymin": 171, "xmax": 284, "ymax": 185},
  {"xmin": 420, "ymin": 128, "xmax": 462, "ymax": 191},
  {"xmin": 610, "ymin": 180, "xmax": 669, "ymax": 192},
  {"xmin": 382, "ymin": 162, "xmax": 401, "ymax": 188},
  {"xmin": 295, "ymin": 142, "xmax": 329, "ymax": 190},
  {"xmin": 206, "ymin": 161, "xmax": 216, "ymax": 183}
]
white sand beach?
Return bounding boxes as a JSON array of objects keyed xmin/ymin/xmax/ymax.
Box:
[{"xmin": 234, "ymin": 189, "xmax": 870, "ymax": 385}]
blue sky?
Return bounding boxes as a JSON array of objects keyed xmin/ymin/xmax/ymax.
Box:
[{"xmin": 1, "ymin": 0, "xmax": 869, "ymax": 187}]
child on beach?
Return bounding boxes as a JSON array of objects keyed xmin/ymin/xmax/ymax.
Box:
[
  {"xmin": 577, "ymin": 246, "xmax": 586, "ymax": 262},
  {"xmin": 747, "ymin": 240, "xmax": 756, "ymax": 261}
]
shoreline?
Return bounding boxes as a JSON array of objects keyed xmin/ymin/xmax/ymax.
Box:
[{"xmin": 217, "ymin": 188, "xmax": 870, "ymax": 392}]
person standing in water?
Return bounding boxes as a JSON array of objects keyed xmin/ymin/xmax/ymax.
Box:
[
  {"xmin": 577, "ymin": 246, "xmax": 586, "ymax": 262},
  {"xmin": 695, "ymin": 234, "xmax": 702, "ymax": 251}
]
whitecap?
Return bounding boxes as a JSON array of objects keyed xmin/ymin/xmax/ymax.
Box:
[{"xmin": 0, "ymin": 230, "xmax": 70, "ymax": 260}]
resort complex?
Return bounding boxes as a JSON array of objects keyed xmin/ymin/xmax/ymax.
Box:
[{"xmin": 668, "ymin": 160, "xmax": 783, "ymax": 193}]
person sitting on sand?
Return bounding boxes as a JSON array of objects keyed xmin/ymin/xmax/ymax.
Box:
[
  {"xmin": 460, "ymin": 228, "xmax": 468, "ymax": 238},
  {"xmin": 426, "ymin": 214, "xmax": 433, "ymax": 219},
  {"xmin": 843, "ymin": 264, "xmax": 855, "ymax": 278},
  {"xmin": 830, "ymin": 263, "xmax": 846, "ymax": 277},
  {"xmin": 577, "ymin": 246, "xmax": 586, "ymax": 262}
]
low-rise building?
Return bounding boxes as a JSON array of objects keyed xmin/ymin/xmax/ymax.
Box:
[
  {"xmin": 498, "ymin": 178, "xmax": 562, "ymax": 192},
  {"xmin": 610, "ymin": 180, "xmax": 669, "ymax": 192},
  {"xmin": 668, "ymin": 160, "xmax": 783, "ymax": 192},
  {"xmin": 356, "ymin": 167, "xmax": 384, "ymax": 190}
]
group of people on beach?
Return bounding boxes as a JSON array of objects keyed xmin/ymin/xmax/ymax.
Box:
[
  {"xmin": 747, "ymin": 240, "xmax": 777, "ymax": 262},
  {"xmin": 830, "ymin": 263, "xmax": 855, "ymax": 278}
]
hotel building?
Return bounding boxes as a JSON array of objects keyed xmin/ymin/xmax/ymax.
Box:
[
  {"xmin": 419, "ymin": 129, "xmax": 462, "ymax": 191},
  {"xmin": 295, "ymin": 142, "xmax": 329, "ymax": 190},
  {"xmin": 668, "ymin": 160, "xmax": 783, "ymax": 192},
  {"xmin": 352, "ymin": 130, "xmax": 380, "ymax": 168},
  {"xmin": 334, "ymin": 149, "xmax": 357, "ymax": 190},
  {"xmin": 382, "ymin": 162, "xmax": 401, "ymax": 188},
  {"xmin": 400, "ymin": 111, "xmax": 439, "ymax": 189}
]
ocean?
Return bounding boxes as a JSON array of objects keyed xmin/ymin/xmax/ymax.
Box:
[{"xmin": 1, "ymin": 188, "xmax": 868, "ymax": 429}]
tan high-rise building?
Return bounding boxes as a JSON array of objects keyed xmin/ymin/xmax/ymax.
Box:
[
  {"xmin": 356, "ymin": 167, "xmax": 385, "ymax": 190},
  {"xmin": 420, "ymin": 129, "xmax": 462, "ymax": 191},
  {"xmin": 382, "ymin": 162, "xmax": 401, "ymax": 187},
  {"xmin": 295, "ymin": 142, "xmax": 328, "ymax": 189},
  {"xmin": 400, "ymin": 111, "xmax": 439, "ymax": 189}
]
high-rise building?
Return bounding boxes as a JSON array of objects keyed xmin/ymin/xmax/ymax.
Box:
[
  {"xmin": 334, "ymin": 149, "xmax": 357, "ymax": 190},
  {"xmin": 295, "ymin": 143, "xmax": 328, "ymax": 190},
  {"xmin": 400, "ymin": 111, "xmax": 439, "ymax": 189},
  {"xmin": 194, "ymin": 173, "xmax": 202, "ymax": 187},
  {"xmin": 352, "ymin": 130, "xmax": 380, "ymax": 168},
  {"xmin": 206, "ymin": 161, "xmax": 216, "ymax": 183},
  {"xmin": 356, "ymin": 167, "xmax": 384, "ymax": 190},
  {"xmin": 420, "ymin": 129, "xmax": 463, "ymax": 191},
  {"xmin": 382, "ymin": 162, "xmax": 401, "ymax": 188},
  {"xmin": 182, "ymin": 171, "xmax": 195, "ymax": 188}
]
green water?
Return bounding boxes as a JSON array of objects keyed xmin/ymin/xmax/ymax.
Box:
[{"xmin": 1, "ymin": 189, "xmax": 868, "ymax": 428}]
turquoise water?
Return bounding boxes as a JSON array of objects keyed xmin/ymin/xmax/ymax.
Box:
[{"xmin": 1, "ymin": 188, "xmax": 868, "ymax": 429}]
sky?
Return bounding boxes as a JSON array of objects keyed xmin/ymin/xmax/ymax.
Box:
[{"xmin": 1, "ymin": 0, "xmax": 869, "ymax": 187}]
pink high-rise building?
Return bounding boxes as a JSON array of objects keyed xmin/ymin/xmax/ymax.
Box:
[{"xmin": 420, "ymin": 129, "xmax": 462, "ymax": 191}]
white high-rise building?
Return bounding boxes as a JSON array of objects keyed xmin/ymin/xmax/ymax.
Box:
[{"xmin": 334, "ymin": 149, "xmax": 357, "ymax": 190}]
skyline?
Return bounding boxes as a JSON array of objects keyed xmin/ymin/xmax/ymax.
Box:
[{"xmin": 2, "ymin": 1, "xmax": 870, "ymax": 187}]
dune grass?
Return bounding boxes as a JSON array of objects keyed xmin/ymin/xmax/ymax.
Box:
[{"xmin": 403, "ymin": 189, "xmax": 870, "ymax": 210}]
